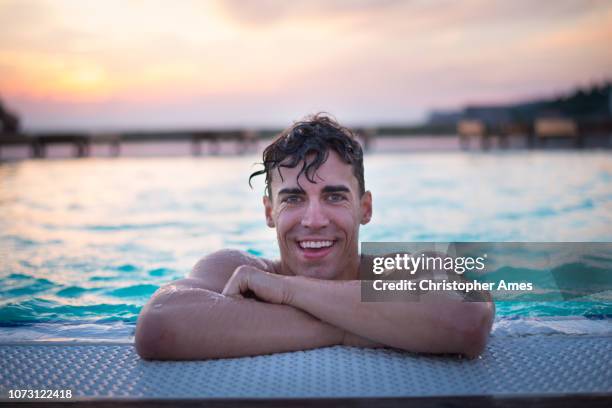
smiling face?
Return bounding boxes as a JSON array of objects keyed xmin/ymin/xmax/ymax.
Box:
[{"xmin": 264, "ymin": 150, "xmax": 372, "ymax": 280}]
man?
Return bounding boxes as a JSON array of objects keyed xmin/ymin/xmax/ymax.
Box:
[{"xmin": 135, "ymin": 114, "xmax": 495, "ymax": 360}]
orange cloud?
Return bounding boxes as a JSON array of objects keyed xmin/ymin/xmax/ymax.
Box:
[{"xmin": 1, "ymin": 0, "xmax": 611, "ymax": 129}]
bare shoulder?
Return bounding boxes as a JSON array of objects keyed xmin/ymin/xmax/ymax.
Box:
[{"xmin": 188, "ymin": 249, "xmax": 279, "ymax": 292}]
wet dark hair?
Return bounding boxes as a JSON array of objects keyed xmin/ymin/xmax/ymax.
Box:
[{"xmin": 249, "ymin": 113, "xmax": 365, "ymax": 199}]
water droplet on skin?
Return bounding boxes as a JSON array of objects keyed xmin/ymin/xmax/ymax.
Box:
[
  {"xmin": 208, "ymin": 292, "xmax": 224, "ymax": 301},
  {"xmin": 155, "ymin": 284, "xmax": 179, "ymax": 298},
  {"xmin": 153, "ymin": 303, "xmax": 162, "ymax": 309}
]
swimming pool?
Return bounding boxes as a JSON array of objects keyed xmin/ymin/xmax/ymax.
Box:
[{"xmin": 1, "ymin": 151, "xmax": 611, "ymax": 342}]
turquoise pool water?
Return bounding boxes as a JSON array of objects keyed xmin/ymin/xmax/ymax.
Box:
[{"xmin": 0, "ymin": 151, "xmax": 611, "ymax": 341}]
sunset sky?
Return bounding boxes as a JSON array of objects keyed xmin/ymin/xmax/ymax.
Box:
[{"xmin": 1, "ymin": 0, "xmax": 611, "ymax": 131}]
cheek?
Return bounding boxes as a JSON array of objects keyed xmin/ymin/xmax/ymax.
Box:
[
  {"xmin": 333, "ymin": 209, "xmax": 360, "ymax": 236},
  {"xmin": 275, "ymin": 208, "xmax": 301, "ymax": 236}
]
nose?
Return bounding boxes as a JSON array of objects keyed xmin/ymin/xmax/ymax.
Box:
[{"xmin": 301, "ymin": 199, "xmax": 330, "ymax": 229}]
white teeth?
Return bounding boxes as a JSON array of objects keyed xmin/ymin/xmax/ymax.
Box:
[{"xmin": 299, "ymin": 240, "xmax": 334, "ymax": 249}]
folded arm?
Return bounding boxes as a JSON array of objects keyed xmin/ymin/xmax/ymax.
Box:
[
  {"xmin": 135, "ymin": 250, "xmax": 376, "ymax": 360},
  {"xmin": 288, "ymin": 278, "xmax": 494, "ymax": 357},
  {"xmin": 135, "ymin": 278, "xmax": 344, "ymax": 360},
  {"xmin": 222, "ymin": 266, "xmax": 495, "ymax": 358},
  {"xmin": 136, "ymin": 249, "xmax": 494, "ymax": 360}
]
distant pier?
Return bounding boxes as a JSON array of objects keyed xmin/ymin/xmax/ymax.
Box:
[
  {"xmin": 0, "ymin": 127, "xmax": 376, "ymax": 159},
  {"xmin": 0, "ymin": 122, "xmax": 610, "ymax": 160},
  {"xmin": 457, "ymin": 118, "xmax": 612, "ymax": 150}
]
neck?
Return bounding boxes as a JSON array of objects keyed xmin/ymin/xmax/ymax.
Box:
[
  {"xmin": 336, "ymin": 255, "xmax": 361, "ymax": 280},
  {"xmin": 277, "ymin": 254, "xmax": 361, "ymax": 281}
]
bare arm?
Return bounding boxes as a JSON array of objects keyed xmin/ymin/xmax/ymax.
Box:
[
  {"xmin": 135, "ymin": 278, "xmax": 344, "ymax": 360},
  {"xmin": 287, "ymin": 278, "xmax": 494, "ymax": 358},
  {"xmin": 135, "ymin": 250, "xmax": 348, "ymax": 360},
  {"xmin": 223, "ymin": 267, "xmax": 495, "ymax": 358}
]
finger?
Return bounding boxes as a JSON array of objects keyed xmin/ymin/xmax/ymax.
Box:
[
  {"xmin": 222, "ymin": 267, "xmax": 251, "ymax": 296},
  {"xmin": 221, "ymin": 274, "xmax": 241, "ymax": 296}
]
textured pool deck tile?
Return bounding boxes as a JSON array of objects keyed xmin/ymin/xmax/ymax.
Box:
[{"xmin": 1, "ymin": 335, "xmax": 611, "ymax": 400}]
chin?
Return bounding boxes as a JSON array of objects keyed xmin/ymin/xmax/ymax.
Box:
[{"xmin": 297, "ymin": 265, "xmax": 339, "ymax": 280}]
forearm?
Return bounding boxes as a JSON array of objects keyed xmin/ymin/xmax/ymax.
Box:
[
  {"xmin": 288, "ymin": 278, "xmax": 409, "ymax": 349},
  {"xmin": 136, "ymin": 286, "xmax": 343, "ymax": 360},
  {"xmin": 287, "ymin": 277, "xmax": 494, "ymax": 356}
]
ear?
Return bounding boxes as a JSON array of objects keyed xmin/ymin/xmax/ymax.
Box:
[
  {"xmin": 360, "ymin": 191, "xmax": 372, "ymax": 225},
  {"xmin": 263, "ymin": 196, "xmax": 275, "ymax": 228}
]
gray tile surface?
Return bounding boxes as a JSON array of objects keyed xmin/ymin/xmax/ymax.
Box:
[{"xmin": 1, "ymin": 335, "xmax": 611, "ymax": 399}]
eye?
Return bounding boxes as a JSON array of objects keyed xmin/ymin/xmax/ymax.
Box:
[
  {"xmin": 283, "ymin": 195, "xmax": 303, "ymax": 204},
  {"xmin": 327, "ymin": 193, "xmax": 346, "ymax": 203}
]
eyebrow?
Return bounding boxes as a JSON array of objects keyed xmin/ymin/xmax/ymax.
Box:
[
  {"xmin": 278, "ymin": 187, "xmax": 305, "ymax": 196},
  {"xmin": 322, "ymin": 185, "xmax": 351, "ymax": 194},
  {"xmin": 277, "ymin": 185, "xmax": 351, "ymax": 196}
]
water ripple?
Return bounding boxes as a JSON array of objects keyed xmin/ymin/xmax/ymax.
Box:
[
  {"xmin": 1, "ymin": 153, "xmax": 610, "ymax": 340},
  {"xmin": 106, "ymin": 284, "xmax": 159, "ymax": 298},
  {"xmin": 0, "ymin": 298, "xmax": 142, "ymax": 324}
]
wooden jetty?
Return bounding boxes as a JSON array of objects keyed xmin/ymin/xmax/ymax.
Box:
[
  {"xmin": 458, "ymin": 120, "xmax": 488, "ymax": 150},
  {"xmin": 0, "ymin": 130, "xmax": 259, "ymax": 159},
  {"xmin": 457, "ymin": 118, "xmax": 612, "ymax": 150},
  {"xmin": 0, "ymin": 127, "xmax": 377, "ymax": 160},
  {"xmin": 0, "ymin": 121, "xmax": 610, "ymax": 159},
  {"xmin": 534, "ymin": 118, "xmax": 580, "ymax": 148}
]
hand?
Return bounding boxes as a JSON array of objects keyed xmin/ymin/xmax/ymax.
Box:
[{"xmin": 222, "ymin": 265, "xmax": 293, "ymax": 305}]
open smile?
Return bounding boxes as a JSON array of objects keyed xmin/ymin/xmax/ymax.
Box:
[{"xmin": 296, "ymin": 239, "xmax": 337, "ymax": 260}]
